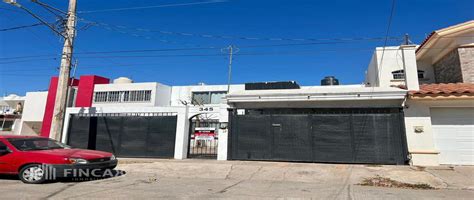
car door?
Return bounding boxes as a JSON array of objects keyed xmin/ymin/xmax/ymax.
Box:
[{"xmin": 0, "ymin": 140, "xmax": 16, "ymax": 174}]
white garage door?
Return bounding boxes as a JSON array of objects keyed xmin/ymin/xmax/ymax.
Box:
[{"xmin": 431, "ymin": 108, "xmax": 474, "ymax": 165}]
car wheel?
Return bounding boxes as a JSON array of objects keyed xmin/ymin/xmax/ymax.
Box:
[{"xmin": 19, "ymin": 164, "xmax": 46, "ymax": 184}]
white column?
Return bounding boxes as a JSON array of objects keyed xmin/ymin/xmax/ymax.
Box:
[
  {"xmin": 217, "ymin": 101, "xmax": 230, "ymax": 160},
  {"xmin": 174, "ymin": 106, "xmax": 189, "ymax": 159},
  {"xmin": 217, "ymin": 129, "xmax": 228, "ymax": 160},
  {"xmin": 400, "ymin": 45, "xmax": 420, "ymax": 91},
  {"xmin": 60, "ymin": 108, "xmax": 73, "ymax": 143}
]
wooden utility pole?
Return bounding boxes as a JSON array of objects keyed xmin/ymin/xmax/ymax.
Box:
[{"xmin": 49, "ymin": 0, "xmax": 77, "ymax": 141}]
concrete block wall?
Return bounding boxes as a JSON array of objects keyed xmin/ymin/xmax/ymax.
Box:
[
  {"xmin": 458, "ymin": 47, "xmax": 474, "ymax": 83},
  {"xmin": 433, "ymin": 49, "xmax": 463, "ymax": 83},
  {"xmin": 432, "ymin": 47, "xmax": 473, "ymax": 83}
]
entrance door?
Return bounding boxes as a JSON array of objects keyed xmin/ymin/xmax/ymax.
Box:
[{"xmin": 188, "ymin": 114, "xmax": 219, "ymax": 159}]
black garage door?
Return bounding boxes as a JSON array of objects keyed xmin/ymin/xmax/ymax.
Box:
[
  {"xmin": 67, "ymin": 113, "xmax": 177, "ymax": 158},
  {"xmin": 229, "ymin": 108, "xmax": 408, "ymax": 164}
]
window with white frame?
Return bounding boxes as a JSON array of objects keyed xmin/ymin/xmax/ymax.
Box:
[
  {"xmin": 191, "ymin": 91, "xmax": 227, "ymax": 105},
  {"xmin": 93, "ymin": 90, "xmax": 152, "ymax": 103}
]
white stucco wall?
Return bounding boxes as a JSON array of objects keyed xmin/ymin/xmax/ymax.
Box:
[
  {"xmin": 404, "ymin": 99, "xmax": 474, "ymax": 166},
  {"xmin": 92, "ymin": 82, "xmax": 171, "ymax": 107},
  {"xmin": 415, "ymin": 60, "xmax": 436, "ymax": 84},
  {"xmin": 365, "ymin": 52, "xmax": 378, "ymax": 87},
  {"xmin": 18, "ymin": 91, "xmax": 48, "ymax": 135},
  {"xmin": 155, "ymin": 83, "xmax": 172, "ymax": 106},
  {"xmin": 364, "ymin": 46, "xmax": 404, "ymax": 87},
  {"xmin": 364, "ymin": 46, "xmax": 420, "ymax": 89},
  {"xmin": 21, "ymin": 91, "xmax": 48, "ymax": 122}
]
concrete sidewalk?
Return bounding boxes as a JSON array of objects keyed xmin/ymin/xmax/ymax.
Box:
[
  {"xmin": 117, "ymin": 159, "xmax": 473, "ymax": 190},
  {"xmin": 0, "ymin": 159, "xmax": 473, "ymax": 199}
]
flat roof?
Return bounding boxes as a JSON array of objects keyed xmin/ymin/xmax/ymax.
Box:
[{"xmin": 226, "ymin": 85, "xmax": 407, "ymax": 102}]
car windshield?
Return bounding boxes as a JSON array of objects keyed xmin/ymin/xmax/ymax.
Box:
[{"xmin": 7, "ymin": 138, "xmax": 70, "ymax": 151}]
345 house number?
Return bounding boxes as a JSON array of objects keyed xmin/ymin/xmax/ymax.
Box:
[{"xmin": 199, "ymin": 107, "xmax": 214, "ymax": 112}]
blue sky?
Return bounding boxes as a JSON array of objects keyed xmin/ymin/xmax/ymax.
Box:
[{"xmin": 0, "ymin": 0, "xmax": 473, "ymax": 95}]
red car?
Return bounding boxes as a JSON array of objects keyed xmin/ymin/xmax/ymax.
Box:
[{"xmin": 0, "ymin": 135, "xmax": 117, "ymax": 184}]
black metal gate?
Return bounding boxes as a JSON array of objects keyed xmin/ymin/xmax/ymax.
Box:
[
  {"xmin": 229, "ymin": 108, "xmax": 408, "ymax": 165},
  {"xmin": 187, "ymin": 117, "xmax": 219, "ymax": 159},
  {"xmin": 67, "ymin": 113, "xmax": 177, "ymax": 158}
]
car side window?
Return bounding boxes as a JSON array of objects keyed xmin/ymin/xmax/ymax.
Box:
[{"xmin": 0, "ymin": 141, "xmax": 11, "ymax": 155}]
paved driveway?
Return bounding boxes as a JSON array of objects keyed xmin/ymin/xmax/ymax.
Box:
[{"xmin": 0, "ymin": 159, "xmax": 473, "ymax": 199}]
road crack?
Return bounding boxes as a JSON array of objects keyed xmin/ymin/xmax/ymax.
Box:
[{"xmin": 216, "ymin": 180, "xmax": 244, "ymax": 194}]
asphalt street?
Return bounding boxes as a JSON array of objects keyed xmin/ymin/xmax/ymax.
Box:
[{"xmin": 0, "ymin": 159, "xmax": 473, "ymax": 199}]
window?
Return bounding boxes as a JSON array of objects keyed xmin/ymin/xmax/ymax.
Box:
[
  {"xmin": 192, "ymin": 92, "xmax": 210, "ymax": 105},
  {"xmin": 0, "ymin": 141, "xmax": 10, "ymax": 155},
  {"xmin": 392, "ymin": 70, "xmax": 405, "ymax": 80},
  {"xmin": 93, "ymin": 90, "xmax": 152, "ymax": 103},
  {"xmin": 107, "ymin": 91, "xmax": 121, "ymax": 102},
  {"xmin": 417, "ymin": 70, "xmax": 425, "ymax": 79},
  {"xmin": 94, "ymin": 92, "xmax": 108, "ymax": 102},
  {"xmin": 391, "ymin": 70, "xmax": 425, "ymax": 80},
  {"xmin": 7, "ymin": 138, "xmax": 68, "ymax": 151},
  {"xmin": 192, "ymin": 91, "xmax": 227, "ymax": 105},
  {"xmin": 210, "ymin": 92, "xmax": 226, "ymax": 104}
]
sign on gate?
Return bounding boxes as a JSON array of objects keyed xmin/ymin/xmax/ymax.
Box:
[{"xmin": 194, "ymin": 127, "xmax": 216, "ymax": 140}]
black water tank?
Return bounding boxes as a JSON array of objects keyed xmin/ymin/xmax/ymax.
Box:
[{"xmin": 321, "ymin": 76, "xmax": 339, "ymax": 86}]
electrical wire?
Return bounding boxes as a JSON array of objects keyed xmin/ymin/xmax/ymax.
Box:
[
  {"xmin": 372, "ymin": 0, "xmax": 396, "ymax": 88},
  {"xmin": 0, "ymin": 46, "xmax": 457, "ymax": 66},
  {"xmin": 32, "ymin": 0, "xmax": 67, "ymax": 15},
  {"xmin": 78, "ymin": 17, "xmax": 404, "ymax": 43},
  {"xmin": 0, "ymin": 46, "xmax": 460, "ymax": 63},
  {"xmin": 0, "ymin": 23, "xmax": 43, "ymax": 31},
  {"xmin": 77, "ymin": 0, "xmax": 228, "ymax": 14}
]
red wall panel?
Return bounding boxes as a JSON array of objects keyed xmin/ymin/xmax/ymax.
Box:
[
  {"xmin": 75, "ymin": 75, "xmax": 109, "ymax": 107},
  {"xmin": 40, "ymin": 77, "xmax": 79, "ymax": 137}
]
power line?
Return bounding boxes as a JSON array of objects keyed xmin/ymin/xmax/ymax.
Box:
[
  {"xmin": 373, "ymin": 0, "xmax": 396, "ymax": 88},
  {"xmin": 0, "ymin": 47, "xmax": 217, "ymax": 60},
  {"xmin": 75, "ymin": 47, "xmax": 219, "ymax": 55},
  {"xmin": 0, "ymin": 46, "xmax": 461, "ymax": 63},
  {"xmin": 32, "ymin": 0, "xmax": 68, "ymax": 15},
  {"xmin": 6, "ymin": 2, "xmax": 66, "ymax": 38},
  {"xmin": 0, "ymin": 23, "xmax": 43, "ymax": 31},
  {"xmin": 77, "ymin": 0, "xmax": 228, "ymax": 14},
  {"xmin": 0, "ymin": 54, "xmax": 58, "ymax": 60},
  {"xmin": 0, "ymin": 10, "xmax": 61, "ymax": 55},
  {"xmin": 78, "ymin": 17, "xmax": 404, "ymax": 43},
  {"xmin": 0, "ymin": 57, "xmax": 59, "ymax": 64}
]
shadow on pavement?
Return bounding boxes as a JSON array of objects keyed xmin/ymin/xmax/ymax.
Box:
[{"xmin": 0, "ymin": 174, "xmax": 19, "ymax": 181}]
